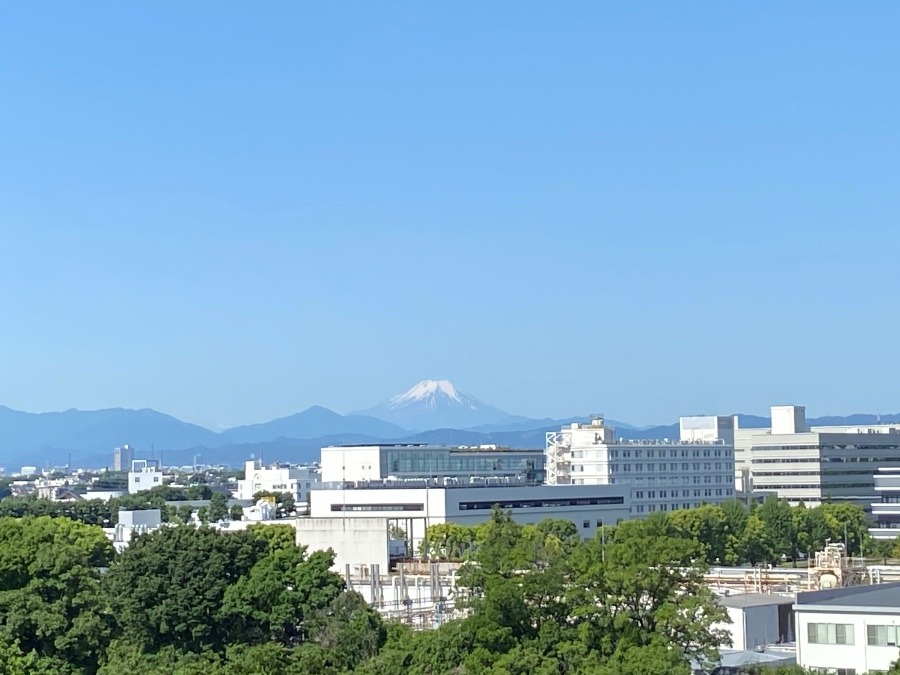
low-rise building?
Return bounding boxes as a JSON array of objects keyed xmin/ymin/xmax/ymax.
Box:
[
  {"xmin": 310, "ymin": 481, "xmax": 631, "ymax": 555},
  {"xmin": 236, "ymin": 459, "xmax": 318, "ymax": 504},
  {"xmin": 107, "ymin": 509, "xmax": 162, "ymax": 552},
  {"xmin": 794, "ymin": 582, "xmax": 900, "ymax": 674},
  {"xmin": 714, "ymin": 593, "xmax": 795, "ymax": 651},
  {"xmin": 128, "ymin": 459, "xmax": 163, "ymax": 494}
]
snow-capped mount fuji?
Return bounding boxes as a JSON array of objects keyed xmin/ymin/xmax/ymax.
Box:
[{"xmin": 353, "ymin": 379, "xmax": 511, "ymax": 431}]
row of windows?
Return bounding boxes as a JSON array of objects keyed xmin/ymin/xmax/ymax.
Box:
[
  {"xmin": 386, "ymin": 451, "xmax": 541, "ymax": 475},
  {"xmin": 752, "ymin": 454, "xmax": 900, "ymax": 463},
  {"xmin": 625, "ymin": 476, "xmax": 731, "ymax": 487},
  {"xmin": 753, "ymin": 444, "xmax": 900, "ymax": 452},
  {"xmin": 458, "ymin": 496, "xmax": 626, "ymax": 511},
  {"xmin": 608, "ymin": 462, "xmax": 733, "ymax": 472},
  {"xmin": 868, "ymin": 624, "xmax": 900, "ymax": 646},
  {"xmin": 634, "ymin": 488, "xmax": 732, "ymax": 499},
  {"xmin": 609, "ymin": 448, "xmax": 732, "ymax": 459},
  {"xmin": 330, "ymin": 503, "xmax": 423, "ymax": 512},
  {"xmin": 753, "ymin": 482, "xmax": 873, "ymax": 490},
  {"xmin": 808, "ymin": 622, "xmax": 854, "ymax": 645},
  {"xmin": 635, "ymin": 502, "xmax": 712, "ymax": 513},
  {"xmin": 752, "ymin": 470, "xmax": 879, "ymax": 477}
]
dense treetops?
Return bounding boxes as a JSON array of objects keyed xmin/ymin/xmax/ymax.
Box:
[{"xmin": 0, "ymin": 496, "xmax": 898, "ymax": 674}]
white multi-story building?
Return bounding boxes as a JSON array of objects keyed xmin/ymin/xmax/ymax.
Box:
[
  {"xmin": 304, "ymin": 482, "xmax": 631, "ymax": 570},
  {"xmin": 545, "ymin": 416, "xmax": 736, "ymax": 515},
  {"xmin": 794, "ymin": 582, "xmax": 900, "ymax": 674},
  {"xmin": 127, "ymin": 459, "xmax": 163, "ymax": 494},
  {"xmin": 236, "ymin": 459, "xmax": 319, "ymax": 504},
  {"xmin": 738, "ymin": 406, "xmax": 900, "ymax": 507},
  {"xmin": 869, "ymin": 468, "xmax": 900, "ymax": 541},
  {"xmin": 320, "ymin": 444, "xmax": 545, "ymax": 485}
]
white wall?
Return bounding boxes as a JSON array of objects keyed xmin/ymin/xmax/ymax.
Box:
[
  {"xmin": 310, "ymin": 483, "xmax": 633, "ymax": 550},
  {"xmin": 128, "ymin": 469, "xmax": 162, "ymax": 494},
  {"xmin": 796, "ymin": 609, "xmax": 900, "ymax": 674},
  {"xmin": 295, "ymin": 517, "xmax": 392, "ymax": 571},
  {"xmin": 320, "ymin": 446, "xmax": 384, "ymax": 483}
]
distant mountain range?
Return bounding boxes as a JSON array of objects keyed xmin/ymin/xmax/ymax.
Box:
[{"xmin": 1, "ymin": 380, "xmax": 899, "ymax": 469}]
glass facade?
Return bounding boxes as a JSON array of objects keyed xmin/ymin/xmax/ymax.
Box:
[{"xmin": 383, "ymin": 449, "xmax": 544, "ymax": 483}]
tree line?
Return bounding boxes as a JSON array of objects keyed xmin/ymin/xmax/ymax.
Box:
[
  {"xmin": 422, "ymin": 496, "xmax": 891, "ymax": 566},
  {"xmin": 1, "ymin": 498, "xmax": 899, "ymax": 674},
  {"xmin": 4, "ymin": 508, "xmax": 892, "ymax": 675}
]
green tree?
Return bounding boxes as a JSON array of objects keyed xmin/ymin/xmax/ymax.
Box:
[
  {"xmin": 208, "ymin": 492, "xmax": 228, "ymax": 522},
  {"xmin": 230, "ymin": 504, "xmax": 245, "ymax": 521},
  {"xmin": 571, "ymin": 515, "xmax": 730, "ymax": 669},
  {"xmin": 0, "ymin": 516, "xmax": 115, "ymax": 672},
  {"xmin": 220, "ymin": 546, "xmax": 345, "ymax": 646},
  {"xmin": 740, "ymin": 514, "xmax": 775, "ymax": 565},
  {"xmin": 757, "ymin": 497, "xmax": 797, "ymax": 562},
  {"xmin": 103, "ymin": 526, "xmax": 268, "ymax": 653}
]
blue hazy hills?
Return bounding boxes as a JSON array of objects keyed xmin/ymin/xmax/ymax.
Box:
[{"xmin": 1, "ymin": 400, "xmax": 899, "ymax": 470}]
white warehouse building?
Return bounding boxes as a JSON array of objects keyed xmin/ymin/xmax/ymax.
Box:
[{"xmin": 545, "ymin": 416, "xmax": 736, "ymax": 515}]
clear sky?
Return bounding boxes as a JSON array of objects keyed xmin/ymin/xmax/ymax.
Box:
[{"xmin": 2, "ymin": 3, "xmax": 899, "ymax": 429}]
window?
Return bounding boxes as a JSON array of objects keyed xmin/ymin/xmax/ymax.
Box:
[
  {"xmin": 807, "ymin": 623, "xmax": 855, "ymax": 645},
  {"xmin": 868, "ymin": 625, "xmax": 900, "ymax": 646},
  {"xmin": 582, "ymin": 520, "xmax": 590, "ymax": 529},
  {"xmin": 458, "ymin": 496, "xmax": 625, "ymax": 510},
  {"xmin": 331, "ymin": 503, "xmax": 423, "ymax": 512}
]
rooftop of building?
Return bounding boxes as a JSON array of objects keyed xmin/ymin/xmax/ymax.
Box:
[
  {"xmin": 717, "ymin": 592, "xmax": 794, "ymax": 608},
  {"xmin": 325, "ymin": 443, "xmax": 537, "ymax": 453},
  {"xmin": 315, "ymin": 479, "xmax": 611, "ymax": 491},
  {"xmin": 795, "ymin": 582, "xmax": 900, "ymax": 610}
]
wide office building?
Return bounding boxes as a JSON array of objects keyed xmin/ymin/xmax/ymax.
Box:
[
  {"xmin": 738, "ymin": 406, "xmax": 900, "ymax": 507},
  {"xmin": 306, "ymin": 481, "xmax": 631, "ymax": 568},
  {"xmin": 545, "ymin": 416, "xmax": 736, "ymax": 515},
  {"xmin": 320, "ymin": 443, "xmax": 544, "ymax": 485}
]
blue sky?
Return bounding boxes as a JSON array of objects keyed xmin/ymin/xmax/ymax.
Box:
[{"xmin": 2, "ymin": 3, "xmax": 899, "ymax": 429}]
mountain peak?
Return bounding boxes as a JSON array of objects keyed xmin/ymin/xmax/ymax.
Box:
[
  {"xmin": 353, "ymin": 380, "xmax": 510, "ymax": 430},
  {"xmin": 390, "ymin": 379, "xmax": 464, "ymax": 409}
]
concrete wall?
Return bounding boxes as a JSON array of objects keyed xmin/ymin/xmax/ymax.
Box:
[
  {"xmin": 295, "ymin": 517, "xmax": 391, "ymax": 571},
  {"xmin": 796, "ymin": 608, "xmax": 900, "ymax": 674},
  {"xmin": 320, "ymin": 446, "xmax": 384, "ymax": 483}
]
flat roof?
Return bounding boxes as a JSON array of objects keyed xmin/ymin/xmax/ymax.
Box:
[
  {"xmin": 796, "ymin": 582, "xmax": 900, "ymax": 610},
  {"xmin": 719, "ymin": 593, "xmax": 794, "ymax": 608}
]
